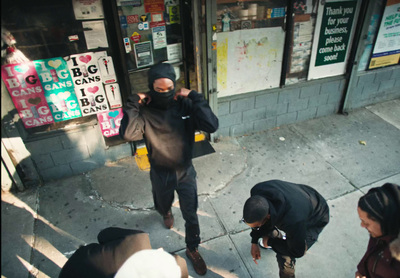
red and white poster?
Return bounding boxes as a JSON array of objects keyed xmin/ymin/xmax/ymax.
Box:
[
  {"xmin": 67, "ymin": 52, "xmax": 109, "ymax": 116},
  {"xmin": 97, "ymin": 108, "xmax": 123, "ymax": 137},
  {"xmin": 144, "ymin": 0, "xmax": 164, "ymax": 13},
  {"xmin": 1, "ymin": 62, "xmax": 54, "ymax": 128}
]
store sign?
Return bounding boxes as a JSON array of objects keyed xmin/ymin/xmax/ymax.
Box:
[
  {"xmin": 127, "ymin": 15, "xmax": 139, "ymax": 24},
  {"xmin": 168, "ymin": 5, "xmax": 180, "ymax": 24},
  {"xmin": 72, "ymin": 0, "xmax": 104, "ymax": 20},
  {"xmin": 144, "ymin": 0, "xmax": 164, "ymax": 13},
  {"xmin": 97, "ymin": 108, "xmax": 123, "ymax": 137},
  {"xmin": 134, "ymin": 41, "xmax": 154, "ymax": 68},
  {"xmin": 67, "ymin": 52, "xmax": 109, "ymax": 116},
  {"xmin": 369, "ymin": 0, "xmax": 400, "ymax": 69},
  {"xmin": 120, "ymin": 0, "xmax": 141, "ymax": 7},
  {"xmin": 308, "ymin": 0, "xmax": 359, "ymax": 80},
  {"xmin": 131, "ymin": 32, "xmax": 141, "ymax": 43},
  {"xmin": 315, "ymin": 1, "xmax": 356, "ymax": 66},
  {"xmin": 152, "ymin": 25, "xmax": 167, "ymax": 49},
  {"xmin": 34, "ymin": 58, "xmax": 82, "ymax": 122},
  {"xmin": 1, "ymin": 62, "xmax": 54, "ymax": 128},
  {"xmin": 167, "ymin": 43, "xmax": 182, "ymax": 62}
]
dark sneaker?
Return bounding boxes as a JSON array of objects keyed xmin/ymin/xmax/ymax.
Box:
[
  {"xmin": 163, "ymin": 210, "xmax": 174, "ymax": 229},
  {"xmin": 186, "ymin": 247, "xmax": 207, "ymax": 276}
]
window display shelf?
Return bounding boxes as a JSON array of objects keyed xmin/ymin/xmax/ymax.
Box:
[{"xmin": 294, "ymin": 14, "xmax": 311, "ymax": 22}]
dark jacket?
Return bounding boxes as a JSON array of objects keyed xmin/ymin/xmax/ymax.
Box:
[
  {"xmin": 119, "ymin": 91, "xmax": 218, "ymax": 169},
  {"xmin": 59, "ymin": 227, "xmax": 188, "ymax": 278},
  {"xmin": 249, "ymin": 180, "xmax": 329, "ymax": 258},
  {"xmin": 357, "ymin": 234, "xmax": 400, "ymax": 278},
  {"xmin": 59, "ymin": 228, "xmax": 148, "ymax": 278}
]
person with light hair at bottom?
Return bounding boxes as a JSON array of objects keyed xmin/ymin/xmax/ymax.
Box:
[
  {"xmin": 115, "ymin": 248, "xmax": 182, "ymax": 278},
  {"xmin": 59, "ymin": 227, "xmax": 188, "ymax": 278}
]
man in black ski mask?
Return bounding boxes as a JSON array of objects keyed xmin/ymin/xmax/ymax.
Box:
[{"xmin": 120, "ymin": 62, "xmax": 219, "ymax": 276}]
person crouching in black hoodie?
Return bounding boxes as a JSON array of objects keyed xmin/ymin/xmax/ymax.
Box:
[
  {"xmin": 241, "ymin": 180, "xmax": 330, "ymax": 278},
  {"xmin": 119, "ymin": 62, "xmax": 218, "ymax": 276}
]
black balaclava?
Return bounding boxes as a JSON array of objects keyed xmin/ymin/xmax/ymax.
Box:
[{"xmin": 147, "ymin": 63, "xmax": 176, "ymax": 109}]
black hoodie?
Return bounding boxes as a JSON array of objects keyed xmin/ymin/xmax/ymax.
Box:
[
  {"xmin": 119, "ymin": 63, "xmax": 219, "ymax": 169},
  {"xmin": 249, "ymin": 180, "xmax": 329, "ymax": 258}
]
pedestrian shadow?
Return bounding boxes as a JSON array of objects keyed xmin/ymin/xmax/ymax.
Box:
[{"xmin": 1, "ymin": 191, "xmax": 81, "ymax": 277}]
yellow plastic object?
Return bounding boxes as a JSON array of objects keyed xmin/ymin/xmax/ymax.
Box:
[
  {"xmin": 195, "ymin": 133, "xmax": 206, "ymax": 142},
  {"xmin": 135, "ymin": 146, "xmax": 150, "ymax": 171}
]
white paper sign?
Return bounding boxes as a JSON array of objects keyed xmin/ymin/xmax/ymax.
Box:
[
  {"xmin": 105, "ymin": 83, "xmax": 122, "ymax": 109},
  {"xmin": 97, "ymin": 56, "xmax": 117, "ymax": 84},
  {"xmin": 152, "ymin": 26, "xmax": 167, "ymax": 49},
  {"xmin": 167, "ymin": 43, "xmax": 182, "ymax": 62},
  {"xmin": 83, "ymin": 20, "xmax": 109, "ymax": 49},
  {"xmin": 73, "ymin": 0, "xmax": 104, "ymax": 20}
]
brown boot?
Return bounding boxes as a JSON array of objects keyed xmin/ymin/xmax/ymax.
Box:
[
  {"xmin": 186, "ymin": 247, "xmax": 207, "ymax": 276},
  {"xmin": 163, "ymin": 210, "xmax": 174, "ymax": 229}
]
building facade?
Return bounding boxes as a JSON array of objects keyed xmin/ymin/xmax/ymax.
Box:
[{"xmin": 2, "ymin": 0, "xmax": 399, "ymax": 190}]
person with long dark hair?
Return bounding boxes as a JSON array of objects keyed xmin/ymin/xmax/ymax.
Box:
[{"xmin": 356, "ymin": 183, "xmax": 400, "ymax": 278}]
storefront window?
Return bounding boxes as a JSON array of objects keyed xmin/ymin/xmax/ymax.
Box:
[
  {"xmin": 286, "ymin": 0, "xmax": 319, "ymax": 85},
  {"xmin": 216, "ymin": 0, "xmax": 288, "ymax": 97},
  {"xmin": 357, "ymin": 0, "xmax": 384, "ymax": 71},
  {"xmin": 215, "ymin": 0, "xmax": 363, "ymax": 97},
  {"xmin": 366, "ymin": 0, "xmax": 400, "ymax": 70},
  {"xmin": 115, "ymin": 0, "xmax": 191, "ymax": 94},
  {"xmin": 1, "ymin": 0, "xmax": 123, "ymax": 139}
]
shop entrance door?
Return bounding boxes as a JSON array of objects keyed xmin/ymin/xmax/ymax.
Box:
[{"xmin": 111, "ymin": 0, "xmax": 196, "ymax": 97}]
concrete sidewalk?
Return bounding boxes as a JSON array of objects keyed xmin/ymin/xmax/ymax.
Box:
[{"xmin": 2, "ymin": 99, "xmax": 400, "ymax": 278}]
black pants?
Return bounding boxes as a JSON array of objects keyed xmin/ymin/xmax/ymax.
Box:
[
  {"xmin": 150, "ymin": 164, "xmax": 200, "ymax": 250},
  {"xmin": 276, "ymin": 205, "xmax": 329, "ymax": 278}
]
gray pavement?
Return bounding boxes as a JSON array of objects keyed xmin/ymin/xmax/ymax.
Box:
[{"xmin": 2, "ymin": 99, "xmax": 400, "ymax": 278}]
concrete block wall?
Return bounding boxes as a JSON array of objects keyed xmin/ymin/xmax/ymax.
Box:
[
  {"xmin": 25, "ymin": 124, "xmax": 132, "ymax": 181},
  {"xmin": 9, "ymin": 66, "xmax": 400, "ymax": 183},
  {"xmin": 217, "ymin": 77, "xmax": 346, "ymax": 137},
  {"xmin": 346, "ymin": 66, "xmax": 400, "ymax": 110}
]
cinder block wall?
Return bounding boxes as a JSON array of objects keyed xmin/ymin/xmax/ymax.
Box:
[
  {"xmin": 217, "ymin": 77, "xmax": 347, "ymax": 137},
  {"xmin": 14, "ymin": 66, "xmax": 400, "ymax": 182},
  {"xmin": 345, "ymin": 66, "xmax": 400, "ymax": 110},
  {"xmin": 25, "ymin": 125, "xmax": 132, "ymax": 181}
]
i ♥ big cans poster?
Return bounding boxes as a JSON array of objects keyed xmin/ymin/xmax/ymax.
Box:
[
  {"xmin": 1, "ymin": 62, "xmax": 54, "ymax": 128},
  {"xmin": 97, "ymin": 108, "xmax": 123, "ymax": 137},
  {"xmin": 34, "ymin": 57, "xmax": 82, "ymax": 122},
  {"xmin": 67, "ymin": 52, "xmax": 109, "ymax": 116}
]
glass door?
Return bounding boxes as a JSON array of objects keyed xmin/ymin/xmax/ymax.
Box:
[{"xmin": 114, "ymin": 0, "xmax": 194, "ymax": 94}]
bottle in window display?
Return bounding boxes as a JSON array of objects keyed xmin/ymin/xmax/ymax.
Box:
[{"xmin": 222, "ymin": 13, "xmax": 231, "ymax": 32}]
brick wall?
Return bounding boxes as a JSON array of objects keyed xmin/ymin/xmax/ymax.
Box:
[{"xmin": 217, "ymin": 77, "xmax": 346, "ymax": 137}]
